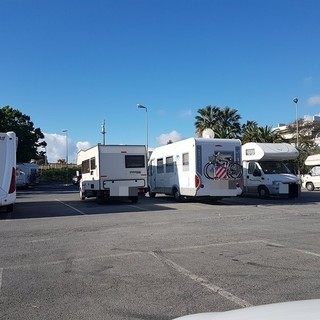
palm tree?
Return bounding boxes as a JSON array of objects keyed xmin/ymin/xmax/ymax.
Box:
[
  {"xmin": 241, "ymin": 120, "xmax": 259, "ymax": 143},
  {"xmin": 257, "ymin": 126, "xmax": 283, "ymax": 143},
  {"xmin": 194, "ymin": 105, "xmax": 241, "ymax": 139},
  {"xmin": 217, "ymin": 107, "xmax": 241, "ymax": 139},
  {"xmin": 242, "ymin": 121, "xmax": 283, "ymax": 143},
  {"xmin": 194, "ymin": 105, "xmax": 220, "ymax": 137}
]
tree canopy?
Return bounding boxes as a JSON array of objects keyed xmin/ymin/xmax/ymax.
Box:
[
  {"xmin": 241, "ymin": 120, "xmax": 283, "ymax": 143},
  {"xmin": 195, "ymin": 106, "xmax": 284, "ymax": 143},
  {"xmin": 194, "ymin": 105, "xmax": 320, "ymax": 174},
  {"xmin": 194, "ymin": 105, "xmax": 242, "ymax": 139},
  {"xmin": 0, "ymin": 106, "xmax": 47, "ymax": 163}
]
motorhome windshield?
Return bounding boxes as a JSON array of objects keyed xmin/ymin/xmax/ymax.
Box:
[{"xmin": 259, "ymin": 161, "xmax": 291, "ymax": 174}]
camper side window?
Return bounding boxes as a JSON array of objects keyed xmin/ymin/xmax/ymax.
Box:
[
  {"xmin": 90, "ymin": 157, "xmax": 96, "ymax": 170},
  {"xmin": 82, "ymin": 159, "xmax": 90, "ymax": 174},
  {"xmin": 157, "ymin": 158, "xmax": 164, "ymax": 174},
  {"xmin": 166, "ymin": 156, "xmax": 174, "ymax": 173}
]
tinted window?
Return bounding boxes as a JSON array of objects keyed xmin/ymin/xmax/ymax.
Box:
[
  {"xmin": 125, "ymin": 155, "xmax": 145, "ymax": 168},
  {"xmin": 90, "ymin": 157, "xmax": 96, "ymax": 170},
  {"xmin": 157, "ymin": 158, "xmax": 164, "ymax": 173},
  {"xmin": 82, "ymin": 159, "xmax": 90, "ymax": 173},
  {"xmin": 166, "ymin": 156, "xmax": 174, "ymax": 173}
]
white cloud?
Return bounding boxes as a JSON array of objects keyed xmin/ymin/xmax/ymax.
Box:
[
  {"xmin": 42, "ymin": 133, "xmax": 91, "ymax": 164},
  {"xmin": 307, "ymin": 95, "xmax": 320, "ymax": 106},
  {"xmin": 179, "ymin": 109, "xmax": 192, "ymax": 118},
  {"xmin": 156, "ymin": 130, "xmax": 183, "ymax": 145},
  {"xmin": 76, "ymin": 141, "xmax": 91, "ymax": 152}
]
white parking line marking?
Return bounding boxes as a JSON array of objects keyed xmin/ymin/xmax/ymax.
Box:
[
  {"xmin": 150, "ymin": 251, "xmax": 252, "ymax": 308},
  {"xmin": 293, "ymin": 248, "xmax": 320, "ymax": 257},
  {"xmin": 164, "ymin": 240, "xmax": 262, "ymax": 252},
  {"xmin": 55, "ymin": 199, "xmax": 86, "ymax": 215},
  {"xmin": 261, "ymin": 240, "xmax": 320, "ymax": 258}
]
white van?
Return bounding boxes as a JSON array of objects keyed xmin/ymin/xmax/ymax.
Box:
[
  {"xmin": 77, "ymin": 144, "xmax": 148, "ymax": 203},
  {"xmin": 148, "ymin": 137, "xmax": 243, "ymax": 201},
  {"xmin": 0, "ymin": 131, "xmax": 17, "ymax": 212},
  {"xmin": 301, "ymin": 154, "xmax": 320, "ymax": 191},
  {"xmin": 16, "ymin": 163, "xmax": 40, "ymax": 188},
  {"xmin": 241, "ymin": 142, "xmax": 300, "ymax": 198}
]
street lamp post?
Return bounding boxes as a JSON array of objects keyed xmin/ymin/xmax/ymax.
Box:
[
  {"xmin": 293, "ymin": 97, "xmax": 299, "ymax": 146},
  {"xmin": 62, "ymin": 129, "xmax": 68, "ymax": 185},
  {"xmin": 137, "ymin": 104, "xmax": 149, "ymax": 157}
]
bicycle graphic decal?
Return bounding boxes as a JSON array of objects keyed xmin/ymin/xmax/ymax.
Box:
[{"xmin": 203, "ymin": 152, "xmax": 243, "ymax": 180}]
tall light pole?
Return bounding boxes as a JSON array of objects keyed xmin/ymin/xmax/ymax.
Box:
[
  {"xmin": 62, "ymin": 129, "xmax": 68, "ymax": 185},
  {"xmin": 293, "ymin": 97, "xmax": 299, "ymax": 146},
  {"xmin": 137, "ymin": 104, "xmax": 149, "ymax": 157}
]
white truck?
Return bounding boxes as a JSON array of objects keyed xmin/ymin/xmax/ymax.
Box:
[
  {"xmin": 16, "ymin": 163, "xmax": 40, "ymax": 188},
  {"xmin": 0, "ymin": 131, "xmax": 17, "ymax": 212},
  {"xmin": 241, "ymin": 142, "xmax": 300, "ymax": 198},
  {"xmin": 147, "ymin": 137, "xmax": 243, "ymax": 201},
  {"xmin": 77, "ymin": 144, "xmax": 148, "ymax": 203},
  {"xmin": 301, "ymin": 154, "xmax": 320, "ymax": 191}
]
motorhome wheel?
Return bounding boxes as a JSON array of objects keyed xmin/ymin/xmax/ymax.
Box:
[
  {"xmin": 149, "ymin": 192, "xmax": 156, "ymax": 198},
  {"xmin": 148, "ymin": 187, "xmax": 156, "ymax": 198},
  {"xmin": 258, "ymin": 186, "xmax": 270, "ymax": 199},
  {"xmin": 306, "ymin": 182, "xmax": 315, "ymax": 191},
  {"xmin": 79, "ymin": 189, "xmax": 85, "ymax": 200},
  {"xmin": 173, "ymin": 187, "xmax": 182, "ymax": 202}
]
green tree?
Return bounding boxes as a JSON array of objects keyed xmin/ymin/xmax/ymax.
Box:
[
  {"xmin": 281, "ymin": 120, "xmax": 320, "ymax": 174},
  {"xmin": 282, "ymin": 119, "xmax": 320, "ymax": 150},
  {"xmin": 217, "ymin": 107, "xmax": 242, "ymax": 138},
  {"xmin": 194, "ymin": 105, "xmax": 241, "ymax": 139},
  {"xmin": 0, "ymin": 106, "xmax": 47, "ymax": 162},
  {"xmin": 242, "ymin": 121, "xmax": 283, "ymax": 143},
  {"xmin": 194, "ymin": 105, "xmax": 220, "ymax": 137},
  {"xmin": 257, "ymin": 125, "xmax": 283, "ymax": 143}
]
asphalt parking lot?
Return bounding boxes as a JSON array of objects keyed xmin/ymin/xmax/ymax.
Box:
[{"xmin": 0, "ymin": 185, "xmax": 320, "ymax": 320}]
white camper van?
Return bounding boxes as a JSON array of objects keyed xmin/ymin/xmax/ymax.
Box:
[
  {"xmin": 301, "ymin": 154, "xmax": 320, "ymax": 191},
  {"xmin": 241, "ymin": 142, "xmax": 300, "ymax": 198},
  {"xmin": 0, "ymin": 131, "xmax": 17, "ymax": 212},
  {"xmin": 16, "ymin": 163, "xmax": 40, "ymax": 188},
  {"xmin": 147, "ymin": 137, "xmax": 243, "ymax": 201},
  {"xmin": 77, "ymin": 144, "xmax": 148, "ymax": 203}
]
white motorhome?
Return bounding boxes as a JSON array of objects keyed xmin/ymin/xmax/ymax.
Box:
[
  {"xmin": 16, "ymin": 163, "xmax": 40, "ymax": 188},
  {"xmin": 147, "ymin": 137, "xmax": 243, "ymax": 201},
  {"xmin": 241, "ymin": 142, "xmax": 300, "ymax": 198},
  {"xmin": 77, "ymin": 144, "xmax": 148, "ymax": 203},
  {"xmin": 0, "ymin": 131, "xmax": 17, "ymax": 212},
  {"xmin": 301, "ymin": 154, "xmax": 320, "ymax": 191}
]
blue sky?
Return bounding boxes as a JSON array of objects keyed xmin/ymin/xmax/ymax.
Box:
[{"xmin": 1, "ymin": 0, "xmax": 320, "ymax": 162}]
